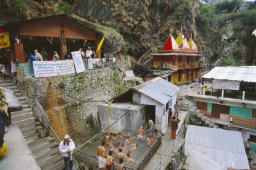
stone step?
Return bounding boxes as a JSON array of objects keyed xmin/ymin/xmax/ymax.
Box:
[
  {"xmin": 26, "ymin": 133, "xmax": 40, "ymax": 143},
  {"xmin": 28, "ymin": 137, "xmax": 55, "ymax": 151},
  {"xmin": 20, "ymin": 101, "xmax": 27, "ymax": 105},
  {"xmin": 40, "ymin": 155, "xmax": 63, "ymax": 170},
  {"xmin": 0, "ymin": 79, "xmax": 13, "ymax": 84},
  {"xmin": 22, "ymin": 104, "xmax": 30, "ymax": 109},
  {"xmin": 7, "ymin": 86, "xmax": 17, "ymax": 90},
  {"xmin": 14, "ymin": 93, "xmax": 23, "ymax": 97},
  {"xmin": 25, "ymin": 132, "xmax": 40, "ymax": 140},
  {"xmin": 20, "ymin": 124, "xmax": 37, "ymax": 133},
  {"xmin": 36, "ymin": 147, "xmax": 59, "ymax": 165},
  {"xmin": 13, "ymin": 89, "xmax": 20, "ymax": 94},
  {"xmin": 11, "ymin": 109, "xmax": 32, "ymax": 118},
  {"xmin": 23, "ymin": 128, "xmax": 37, "ymax": 138},
  {"xmin": 0, "ymin": 83, "xmax": 16, "ymax": 87},
  {"xmin": 33, "ymin": 142, "xmax": 59, "ymax": 157},
  {"xmin": 17, "ymin": 97, "xmax": 26, "ymax": 101},
  {"xmin": 17, "ymin": 118, "xmax": 36, "ymax": 128},
  {"xmin": 52, "ymin": 163, "xmax": 65, "ymax": 170},
  {"xmin": 12, "ymin": 113, "xmax": 35, "ymax": 124},
  {"xmin": 44, "ymin": 159, "xmax": 64, "ymax": 170}
]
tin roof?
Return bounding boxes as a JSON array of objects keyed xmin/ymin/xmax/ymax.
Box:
[
  {"xmin": 185, "ymin": 125, "xmax": 250, "ymax": 169},
  {"xmin": 133, "ymin": 77, "xmax": 180, "ymax": 104},
  {"xmin": 203, "ymin": 66, "xmax": 256, "ymax": 82}
]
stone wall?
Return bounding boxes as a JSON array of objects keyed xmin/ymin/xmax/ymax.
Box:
[{"xmin": 17, "ymin": 67, "xmax": 135, "ymax": 146}]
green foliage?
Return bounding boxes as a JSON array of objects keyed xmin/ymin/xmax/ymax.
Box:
[
  {"xmin": 215, "ymin": 0, "xmax": 243, "ymax": 13},
  {"xmin": 9, "ymin": 0, "xmax": 29, "ymax": 9},
  {"xmin": 58, "ymin": 5, "xmax": 72, "ymax": 14},
  {"xmin": 58, "ymin": 81, "xmax": 66, "ymax": 89},
  {"xmin": 123, "ymin": 38, "xmax": 132, "ymax": 54},
  {"xmin": 114, "ymin": 84, "xmax": 128, "ymax": 95},
  {"xmin": 219, "ymin": 56, "xmax": 238, "ymax": 66}
]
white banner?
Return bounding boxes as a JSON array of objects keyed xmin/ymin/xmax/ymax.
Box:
[
  {"xmin": 71, "ymin": 51, "xmax": 85, "ymax": 73},
  {"xmin": 33, "ymin": 61, "xmax": 58, "ymax": 78},
  {"xmin": 56, "ymin": 60, "xmax": 75, "ymax": 76},
  {"xmin": 213, "ymin": 80, "xmax": 240, "ymax": 90}
]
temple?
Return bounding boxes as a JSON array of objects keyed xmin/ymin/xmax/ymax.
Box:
[{"xmin": 151, "ymin": 33, "xmax": 204, "ymax": 85}]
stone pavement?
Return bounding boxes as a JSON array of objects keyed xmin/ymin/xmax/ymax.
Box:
[
  {"xmin": 0, "ymin": 125, "xmax": 41, "ymax": 170},
  {"xmin": 144, "ymin": 109, "xmax": 188, "ymax": 170}
]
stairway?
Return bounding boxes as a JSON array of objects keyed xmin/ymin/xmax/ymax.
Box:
[{"xmin": 0, "ymin": 78, "xmax": 65, "ymax": 170}]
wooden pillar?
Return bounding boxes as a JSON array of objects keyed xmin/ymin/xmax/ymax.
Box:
[
  {"xmin": 14, "ymin": 43, "xmax": 25, "ymax": 62},
  {"xmin": 60, "ymin": 44, "xmax": 67, "ymax": 60}
]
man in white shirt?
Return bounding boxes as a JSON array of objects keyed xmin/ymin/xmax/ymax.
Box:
[
  {"xmin": 59, "ymin": 135, "xmax": 75, "ymax": 170},
  {"xmin": 98, "ymin": 155, "xmax": 106, "ymax": 170}
]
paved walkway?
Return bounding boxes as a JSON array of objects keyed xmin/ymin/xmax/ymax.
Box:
[
  {"xmin": 144, "ymin": 109, "xmax": 188, "ymax": 170},
  {"xmin": 0, "ymin": 125, "xmax": 40, "ymax": 170}
]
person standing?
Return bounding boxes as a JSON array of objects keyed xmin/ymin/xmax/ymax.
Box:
[
  {"xmin": 53, "ymin": 51, "xmax": 60, "ymax": 61},
  {"xmin": 40, "ymin": 47, "xmax": 48, "ymax": 61},
  {"xmin": 64, "ymin": 49, "xmax": 72, "ymax": 60},
  {"xmin": 106, "ymin": 151, "xmax": 114, "ymax": 170},
  {"xmin": 85, "ymin": 47, "xmax": 93, "ymax": 59},
  {"xmin": 170, "ymin": 116, "xmax": 180, "ymax": 139},
  {"xmin": 59, "ymin": 135, "xmax": 75, "ymax": 170},
  {"xmin": 28, "ymin": 52, "xmax": 38, "ymax": 62},
  {"xmin": 98, "ymin": 154, "xmax": 106, "ymax": 170},
  {"xmin": 34, "ymin": 49, "xmax": 43, "ymax": 61},
  {"xmin": 145, "ymin": 119, "xmax": 155, "ymax": 137}
]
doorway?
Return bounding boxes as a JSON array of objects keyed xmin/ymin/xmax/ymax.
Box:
[
  {"xmin": 212, "ymin": 104, "xmax": 222, "ymax": 119},
  {"xmin": 145, "ymin": 105, "xmax": 156, "ymax": 125}
]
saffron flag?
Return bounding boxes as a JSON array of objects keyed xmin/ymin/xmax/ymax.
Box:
[
  {"xmin": 96, "ymin": 35, "xmax": 105, "ymax": 53},
  {"xmin": 0, "ymin": 32, "xmax": 10, "ymax": 49}
]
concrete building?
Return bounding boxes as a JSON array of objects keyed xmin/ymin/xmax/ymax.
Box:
[
  {"xmin": 151, "ymin": 34, "xmax": 204, "ymax": 85},
  {"xmin": 187, "ymin": 66, "xmax": 256, "ymax": 147},
  {"xmin": 97, "ymin": 77, "xmax": 180, "ymax": 135}
]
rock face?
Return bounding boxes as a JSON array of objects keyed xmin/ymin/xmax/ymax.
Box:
[{"xmin": 17, "ymin": 68, "xmax": 135, "ymax": 145}]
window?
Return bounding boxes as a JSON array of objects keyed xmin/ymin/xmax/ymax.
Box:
[
  {"xmin": 178, "ymin": 56, "xmax": 182, "ymax": 62},
  {"xmin": 221, "ymin": 105, "xmax": 230, "ymax": 114}
]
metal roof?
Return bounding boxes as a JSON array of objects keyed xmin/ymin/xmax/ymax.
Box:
[
  {"xmin": 133, "ymin": 77, "xmax": 180, "ymax": 105},
  {"xmin": 203, "ymin": 66, "xmax": 256, "ymax": 82},
  {"xmin": 185, "ymin": 125, "xmax": 250, "ymax": 170}
]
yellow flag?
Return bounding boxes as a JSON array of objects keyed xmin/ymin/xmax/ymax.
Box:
[
  {"xmin": 96, "ymin": 35, "xmax": 105, "ymax": 53},
  {"xmin": 0, "ymin": 32, "xmax": 10, "ymax": 49}
]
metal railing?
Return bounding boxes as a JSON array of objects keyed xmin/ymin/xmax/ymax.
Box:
[
  {"xmin": 152, "ymin": 130, "xmax": 184, "ymax": 170},
  {"xmin": 31, "ymin": 106, "xmax": 79, "ymax": 167},
  {"xmin": 133, "ymin": 136, "xmax": 162, "ymax": 170}
]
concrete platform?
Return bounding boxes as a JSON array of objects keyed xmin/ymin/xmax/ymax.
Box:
[{"xmin": 0, "ymin": 125, "xmax": 40, "ymax": 170}]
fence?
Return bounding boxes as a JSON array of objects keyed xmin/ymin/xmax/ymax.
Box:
[
  {"xmin": 133, "ymin": 136, "xmax": 162, "ymax": 170},
  {"xmin": 16, "ymin": 58, "xmax": 116, "ymax": 77}
]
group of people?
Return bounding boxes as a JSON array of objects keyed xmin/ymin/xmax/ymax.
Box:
[
  {"xmin": 26, "ymin": 46, "xmax": 96, "ymax": 62},
  {"xmin": 26, "ymin": 48, "xmax": 60, "ymax": 62},
  {"xmin": 97, "ymin": 120, "xmax": 162, "ymax": 170}
]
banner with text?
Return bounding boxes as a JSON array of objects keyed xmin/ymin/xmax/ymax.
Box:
[
  {"xmin": 71, "ymin": 51, "xmax": 85, "ymax": 73},
  {"xmin": 56, "ymin": 60, "xmax": 75, "ymax": 76},
  {"xmin": 33, "ymin": 61, "xmax": 58, "ymax": 78},
  {"xmin": 213, "ymin": 80, "xmax": 240, "ymax": 90},
  {"xmin": 0, "ymin": 32, "xmax": 10, "ymax": 49}
]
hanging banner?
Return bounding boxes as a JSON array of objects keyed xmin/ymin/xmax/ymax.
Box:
[
  {"xmin": 213, "ymin": 80, "xmax": 240, "ymax": 90},
  {"xmin": 0, "ymin": 32, "xmax": 10, "ymax": 49},
  {"xmin": 33, "ymin": 61, "xmax": 58, "ymax": 78},
  {"xmin": 56, "ymin": 60, "xmax": 75, "ymax": 76},
  {"xmin": 71, "ymin": 51, "xmax": 85, "ymax": 73}
]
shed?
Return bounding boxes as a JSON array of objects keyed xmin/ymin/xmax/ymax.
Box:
[
  {"xmin": 185, "ymin": 125, "xmax": 250, "ymax": 169},
  {"xmin": 102, "ymin": 77, "xmax": 180, "ymax": 134}
]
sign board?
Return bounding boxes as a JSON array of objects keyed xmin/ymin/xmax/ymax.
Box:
[
  {"xmin": 56, "ymin": 60, "xmax": 75, "ymax": 76},
  {"xmin": 16, "ymin": 67, "xmax": 24, "ymax": 78},
  {"xmin": 213, "ymin": 80, "xmax": 240, "ymax": 90},
  {"xmin": 33, "ymin": 61, "xmax": 58, "ymax": 78},
  {"xmin": 71, "ymin": 51, "xmax": 85, "ymax": 73}
]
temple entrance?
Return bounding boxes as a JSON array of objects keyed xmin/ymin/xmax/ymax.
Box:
[{"xmin": 145, "ymin": 105, "xmax": 156, "ymax": 125}]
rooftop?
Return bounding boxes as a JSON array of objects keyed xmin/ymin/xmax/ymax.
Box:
[
  {"xmin": 203, "ymin": 66, "xmax": 256, "ymax": 82},
  {"xmin": 185, "ymin": 125, "xmax": 250, "ymax": 169}
]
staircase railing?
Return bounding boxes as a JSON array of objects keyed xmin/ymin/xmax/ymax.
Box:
[{"xmin": 32, "ymin": 107, "xmax": 79, "ymax": 167}]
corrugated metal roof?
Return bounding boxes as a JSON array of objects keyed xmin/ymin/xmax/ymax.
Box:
[
  {"xmin": 185, "ymin": 125, "xmax": 250, "ymax": 169},
  {"xmin": 203, "ymin": 66, "xmax": 256, "ymax": 82},
  {"xmin": 133, "ymin": 77, "xmax": 180, "ymax": 104}
]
